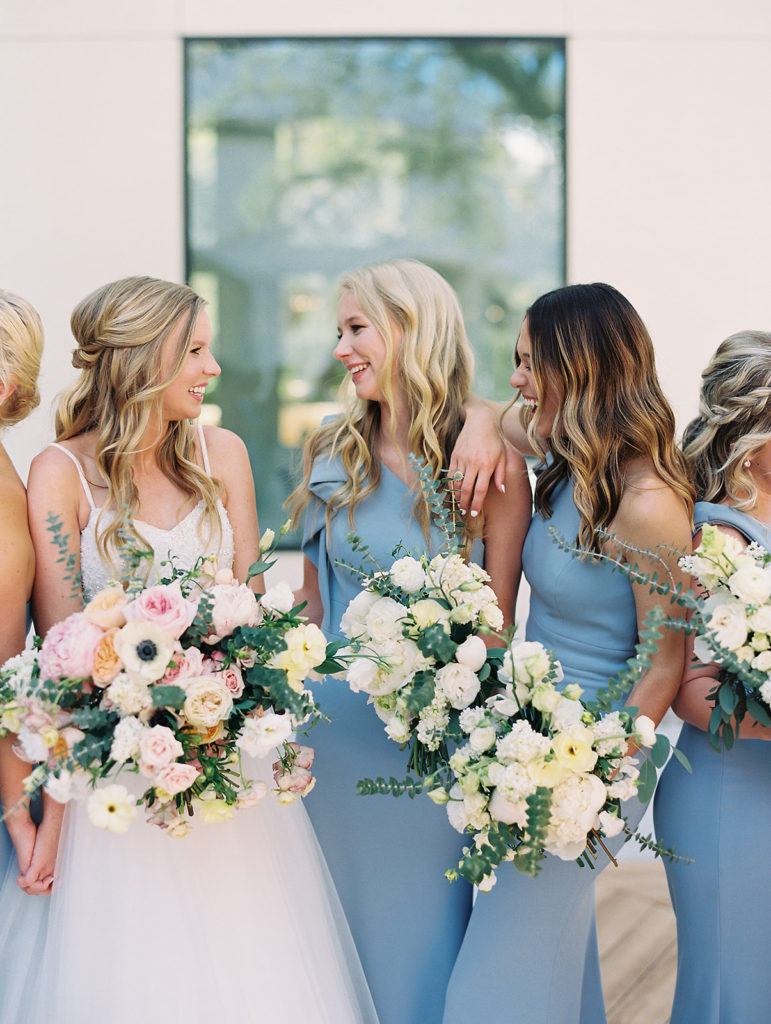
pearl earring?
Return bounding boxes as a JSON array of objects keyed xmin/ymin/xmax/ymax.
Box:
[{"xmin": 743, "ymin": 459, "xmax": 752, "ymax": 469}]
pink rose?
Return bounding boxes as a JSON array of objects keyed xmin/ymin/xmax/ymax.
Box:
[
  {"xmin": 287, "ymin": 742, "xmax": 315, "ymax": 770},
  {"xmin": 275, "ymin": 766, "xmax": 315, "ymax": 797},
  {"xmin": 217, "ymin": 664, "xmax": 245, "ymax": 698},
  {"xmin": 138, "ymin": 725, "xmax": 184, "ymax": 776},
  {"xmin": 206, "ymin": 583, "xmax": 260, "ymax": 642},
  {"xmin": 125, "ymin": 582, "xmax": 197, "ymax": 640},
  {"xmin": 39, "ymin": 613, "xmax": 104, "ymax": 681},
  {"xmin": 162, "ymin": 645, "xmax": 206, "ymax": 687},
  {"xmin": 154, "ymin": 762, "xmax": 200, "ymax": 796}
]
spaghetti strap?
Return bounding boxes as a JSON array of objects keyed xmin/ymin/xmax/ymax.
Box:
[
  {"xmin": 197, "ymin": 421, "xmax": 212, "ymax": 476},
  {"xmin": 47, "ymin": 443, "xmax": 97, "ymax": 511}
]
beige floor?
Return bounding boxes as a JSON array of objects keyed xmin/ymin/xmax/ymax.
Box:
[{"xmin": 596, "ymin": 860, "xmax": 677, "ymax": 1024}]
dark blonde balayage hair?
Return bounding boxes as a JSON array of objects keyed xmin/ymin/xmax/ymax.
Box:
[
  {"xmin": 514, "ymin": 282, "xmax": 693, "ymax": 549},
  {"xmin": 287, "ymin": 259, "xmax": 474, "ymax": 541},
  {"xmin": 56, "ymin": 276, "xmax": 222, "ymax": 570},
  {"xmin": 682, "ymin": 330, "xmax": 771, "ymax": 509},
  {"xmin": 0, "ymin": 289, "xmax": 44, "ymax": 428}
]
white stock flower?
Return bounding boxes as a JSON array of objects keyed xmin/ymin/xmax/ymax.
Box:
[
  {"xmin": 458, "ymin": 707, "xmax": 486, "ymax": 733},
  {"xmin": 389, "ymin": 557, "xmax": 427, "ymax": 593},
  {"xmin": 496, "ymin": 720, "xmax": 552, "ymax": 765},
  {"xmin": 87, "ymin": 784, "xmax": 137, "ymax": 834},
  {"xmin": 260, "ymin": 581, "xmax": 295, "ymax": 615},
  {"xmin": 105, "ymin": 673, "xmax": 153, "ymax": 716},
  {"xmin": 110, "ymin": 715, "xmax": 148, "ymax": 763},
  {"xmin": 592, "ymin": 711, "xmax": 627, "ymax": 757}
]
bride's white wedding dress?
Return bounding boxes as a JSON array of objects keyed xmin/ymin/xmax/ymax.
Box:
[{"xmin": 1, "ymin": 437, "xmax": 377, "ymax": 1024}]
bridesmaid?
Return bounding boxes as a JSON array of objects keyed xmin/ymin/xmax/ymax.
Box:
[
  {"xmin": 288, "ymin": 259, "xmax": 532, "ymax": 1024},
  {"xmin": 0, "ymin": 290, "xmax": 56, "ymax": 1010},
  {"xmin": 444, "ymin": 283, "xmax": 693, "ymax": 1024},
  {"xmin": 654, "ymin": 331, "xmax": 771, "ymax": 1024}
]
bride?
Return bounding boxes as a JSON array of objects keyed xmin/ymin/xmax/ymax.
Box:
[{"xmin": 12, "ymin": 277, "xmax": 377, "ymax": 1023}]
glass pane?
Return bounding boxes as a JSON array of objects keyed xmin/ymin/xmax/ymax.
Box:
[{"xmin": 185, "ymin": 38, "xmax": 565, "ymax": 542}]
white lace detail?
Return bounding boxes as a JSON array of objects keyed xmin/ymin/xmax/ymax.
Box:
[{"xmin": 80, "ymin": 501, "xmax": 235, "ymax": 601}]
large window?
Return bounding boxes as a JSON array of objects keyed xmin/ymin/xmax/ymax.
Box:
[{"xmin": 185, "ymin": 37, "xmax": 565, "ymax": 540}]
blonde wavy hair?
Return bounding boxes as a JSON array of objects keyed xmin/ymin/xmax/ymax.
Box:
[
  {"xmin": 56, "ymin": 276, "xmax": 222, "ymax": 572},
  {"xmin": 0, "ymin": 289, "xmax": 44, "ymax": 428},
  {"xmin": 287, "ymin": 259, "xmax": 474, "ymax": 543},
  {"xmin": 682, "ymin": 331, "xmax": 771, "ymax": 509},
  {"xmin": 512, "ymin": 282, "xmax": 693, "ymax": 550}
]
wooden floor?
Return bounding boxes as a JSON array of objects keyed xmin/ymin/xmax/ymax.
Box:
[{"xmin": 596, "ymin": 860, "xmax": 677, "ymax": 1024}]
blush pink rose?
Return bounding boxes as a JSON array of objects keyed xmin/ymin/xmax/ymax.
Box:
[
  {"xmin": 125, "ymin": 582, "xmax": 198, "ymax": 640},
  {"xmin": 217, "ymin": 664, "xmax": 245, "ymax": 698},
  {"xmin": 39, "ymin": 613, "xmax": 104, "ymax": 681},
  {"xmin": 162, "ymin": 645, "xmax": 207, "ymax": 687},
  {"xmin": 138, "ymin": 725, "xmax": 184, "ymax": 776},
  {"xmin": 206, "ymin": 583, "xmax": 260, "ymax": 642},
  {"xmin": 154, "ymin": 762, "xmax": 200, "ymax": 796},
  {"xmin": 275, "ymin": 766, "xmax": 315, "ymax": 796},
  {"xmin": 287, "ymin": 742, "xmax": 315, "ymax": 770}
]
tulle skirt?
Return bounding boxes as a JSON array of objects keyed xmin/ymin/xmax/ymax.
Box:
[{"xmin": 9, "ymin": 763, "xmax": 377, "ymax": 1024}]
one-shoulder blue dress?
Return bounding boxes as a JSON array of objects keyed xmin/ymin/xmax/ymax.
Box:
[
  {"xmin": 443, "ymin": 473, "xmax": 647, "ymax": 1024},
  {"xmin": 303, "ymin": 451, "xmax": 479, "ymax": 1024},
  {"xmin": 653, "ymin": 501, "xmax": 771, "ymax": 1024}
]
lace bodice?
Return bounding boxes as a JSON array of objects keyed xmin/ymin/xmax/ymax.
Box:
[
  {"xmin": 79, "ymin": 501, "xmax": 234, "ymax": 601},
  {"xmin": 48, "ymin": 426, "xmax": 235, "ymax": 601}
]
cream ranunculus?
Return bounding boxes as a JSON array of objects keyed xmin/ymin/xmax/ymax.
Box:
[
  {"xmin": 751, "ymin": 650, "xmax": 771, "ymax": 672},
  {"xmin": 408, "ymin": 598, "xmax": 449, "ymax": 632},
  {"xmin": 748, "ymin": 605, "xmax": 771, "ymax": 633},
  {"xmin": 728, "ymin": 564, "xmax": 771, "ymax": 605},
  {"xmin": 389, "ymin": 556, "xmax": 428, "ymax": 594},
  {"xmin": 183, "ymin": 677, "xmax": 234, "ymax": 729}
]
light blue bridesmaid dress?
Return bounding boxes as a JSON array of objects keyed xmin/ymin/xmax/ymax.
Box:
[
  {"xmin": 443, "ymin": 473, "xmax": 648, "ymax": 1024},
  {"xmin": 653, "ymin": 501, "xmax": 771, "ymax": 1024},
  {"xmin": 303, "ymin": 449, "xmax": 480, "ymax": 1024}
]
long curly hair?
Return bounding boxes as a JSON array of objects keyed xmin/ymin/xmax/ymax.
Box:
[
  {"xmin": 287, "ymin": 259, "xmax": 474, "ymax": 542},
  {"xmin": 56, "ymin": 276, "xmax": 222, "ymax": 572},
  {"xmin": 682, "ymin": 331, "xmax": 771, "ymax": 508},
  {"xmin": 0, "ymin": 289, "xmax": 44, "ymax": 428},
  {"xmin": 512, "ymin": 282, "xmax": 693, "ymax": 549}
]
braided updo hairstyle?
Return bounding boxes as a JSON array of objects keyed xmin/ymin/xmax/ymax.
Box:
[{"xmin": 682, "ymin": 331, "xmax": 771, "ymax": 508}]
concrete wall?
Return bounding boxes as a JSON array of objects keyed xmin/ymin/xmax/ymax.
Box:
[{"xmin": 2, "ymin": 0, "xmax": 770, "ymax": 477}]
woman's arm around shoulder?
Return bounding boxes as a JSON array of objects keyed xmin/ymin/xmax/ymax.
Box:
[
  {"xmin": 202, "ymin": 426, "xmax": 262, "ymax": 591},
  {"xmin": 27, "ymin": 445, "xmax": 89, "ymax": 635},
  {"xmin": 611, "ymin": 465, "xmax": 693, "ymax": 727},
  {"xmin": 480, "ymin": 446, "xmax": 532, "ymax": 635}
]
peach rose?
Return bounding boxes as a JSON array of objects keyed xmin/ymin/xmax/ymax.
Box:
[
  {"xmin": 85, "ymin": 586, "xmax": 128, "ymax": 629},
  {"xmin": 92, "ymin": 628, "xmax": 124, "ymax": 686}
]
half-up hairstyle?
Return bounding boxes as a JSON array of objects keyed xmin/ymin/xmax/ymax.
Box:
[
  {"xmin": 515, "ymin": 282, "xmax": 693, "ymax": 549},
  {"xmin": 56, "ymin": 276, "xmax": 222, "ymax": 573},
  {"xmin": 682, "ymin": 331, "xmax": 771, "ymax": 509},
  {"xmin": 287, "ymin": 259, "xmax": 474, "ymax": 543},
  {"xmin": 0, "ymin": 289, "xmax": 44, "ymax": 428}
]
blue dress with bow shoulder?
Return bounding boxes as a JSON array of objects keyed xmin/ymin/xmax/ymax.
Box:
[{"xmin": 302, "ymin": 450, "xmax": 477, "ymax": 1024}]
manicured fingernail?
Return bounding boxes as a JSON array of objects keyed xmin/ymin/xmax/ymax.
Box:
[
  {"xmin": 470, "ymin": 510, "xmax": 479, "ymax": 518},
  {"xmin": 500, "ymin": 484, "xmax": 506, "ymax": 494},
  {"xmin": 459, "ymin": 509, "xmax": 466, "ymax": 515}
]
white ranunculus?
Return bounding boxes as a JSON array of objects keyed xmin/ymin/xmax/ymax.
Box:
[
  {"xmin": 260, "ymin": 581, "xmax": 296, "ymax": 615},
  {"xmin": 454, "ymin": 635, "xmax": 488, "ymax": 673},
  {"xmin": 705, "ymin": 597, "xmax": 748, "ymax": 651},
  {"xmin": 339, "ymin": 589, "xmax": 381, "ymax": 639},
  {"xmin": 365, "ymin": 597, "xmax": 408, "ymax": 644},
  {"xmin": 385, "ymin": 715, "xmax": 412, "ymax": 744},
  {"xmin": 550, "ymin": 696, "xmax": 584, "ymax": 731},
  {"xmin": 509, "ymin": 641, "xmax": 553, "ymax": 686},
  {"xmin": 728, "ymin": 565, "xmax": 771, "ymax": 605},
  {"xmin": 389, "ymin": 557, "xmax": 427, "ymax": 594},
  {"xmin": 751, "ymin": 650, "xmax": 771, "ymax": 673},
  {"xmin": 435, "ymin": 662, "xmax": 481, "ymax": 710},
  {"xmin": 468, "ymin": 725, "xmax": 497, "ymax": 754},
  {"xmin": 748, "ymin": 605, "xmax": 771, "ymax": 633}
]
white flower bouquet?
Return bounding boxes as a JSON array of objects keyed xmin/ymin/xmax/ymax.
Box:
[
  {"xmin": 0, "ymin": 528, "xmax": 341, "ymax": 836},
  {"xmin": 679, "ymin": 523, "xmax": 771, "ymax": 747},
  {"xmin": 340, "ymin": 548, "xmax": 504, "ymax": 776}
]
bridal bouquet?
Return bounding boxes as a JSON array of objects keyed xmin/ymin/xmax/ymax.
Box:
[
  {"xmin": 0, "ymin": 530, "xmax": 341, "ymax": 837},
  {"xmin": 339, "ymin": 548, "xmax": 504, "ymax": 776},
  {"xmin": 679, "ymin": 523, "xmax": 771, "ymax": 747}
]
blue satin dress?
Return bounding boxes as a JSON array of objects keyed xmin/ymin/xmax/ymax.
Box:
[
  {"xmin": 444, "ymin": 473, "xmax": 648, "ymax": 1024},
  {"xmin": 653, "ymin": 502, "xmax": 771, "ymax": 1024},
  {"xmin": 302, "ymin": 451, "xmax": 479, "ymax": 1024}
]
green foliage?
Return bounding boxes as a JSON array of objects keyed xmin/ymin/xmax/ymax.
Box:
[
  {"xmin": 404, "ymin": 671, "xmax": 437, "ymax": 714},
  {"xmin": 151, "ymin": 685, "xmax": 187, "ymax": 710},
  {"xmin": 416, "ymin": 624, "xmax": 457, "ymax": 663}
]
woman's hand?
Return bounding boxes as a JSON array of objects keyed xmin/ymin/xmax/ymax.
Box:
[
  {"xmin": 450, "ymin": 397, "xmax": 508, "ymax": 517},
  {"xmin": 16, "ymin": 795, "xmax": 65, "ymax": 895}
]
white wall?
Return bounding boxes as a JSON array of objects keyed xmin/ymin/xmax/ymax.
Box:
[{"xmin": 2, "ymin": 0, "xmax": 770, "ymax": 477}]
